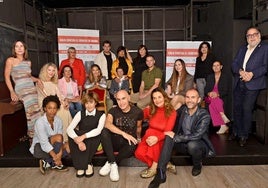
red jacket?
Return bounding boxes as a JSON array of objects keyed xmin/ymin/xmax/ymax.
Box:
[{"xmin": 59, "ymin": 58, "xmax": 86, "ymax": 88}]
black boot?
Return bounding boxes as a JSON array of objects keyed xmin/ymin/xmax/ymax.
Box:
[{"xmin": 148, "ymin": 168, "xmax": 166, "ymax": 188}]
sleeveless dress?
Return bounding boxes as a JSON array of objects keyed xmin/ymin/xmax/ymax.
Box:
[{"xmin": 11, "ymin": 60, "xmax": 41, "ymax": 138}]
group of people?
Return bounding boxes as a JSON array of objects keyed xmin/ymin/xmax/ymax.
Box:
[{"xmin": 4, "ymin": 26, "xmax": 268, "ymax": 187}]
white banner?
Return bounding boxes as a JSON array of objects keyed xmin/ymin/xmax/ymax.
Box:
[
  {"xmin": 165, "ymin": 41, "xmax": 211, "ymax": 82},
  {"xmin": 57, "ymin": 28, "xmax": 100, "ymax": 72}
]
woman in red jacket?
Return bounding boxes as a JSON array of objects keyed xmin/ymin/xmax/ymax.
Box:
[{"xmin": 135, "ymin": 87, "xmax": 177, "ymax": 178}]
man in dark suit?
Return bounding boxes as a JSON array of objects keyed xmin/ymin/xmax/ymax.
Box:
[{"xmin": 232, "ymin": 26, "xmax": 268, "ymax": 147}]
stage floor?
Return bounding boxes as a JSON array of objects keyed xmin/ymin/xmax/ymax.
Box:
[{"xmin": 1, "ymin": 131, "xmax": 268, "ymax": 168}]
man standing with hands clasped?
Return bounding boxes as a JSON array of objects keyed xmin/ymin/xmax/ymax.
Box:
[{"xmin": 231, "ymin": 27, "xmax": 268, "ymax": 147}]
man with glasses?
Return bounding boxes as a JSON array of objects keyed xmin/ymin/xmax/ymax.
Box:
[
  {"xmin": 59, "ymin": 47, "xmax": 86, "ymax": 97},
  {"xmin": 231, "ymin": 27, "xmax": 268, "ymax": 147}
]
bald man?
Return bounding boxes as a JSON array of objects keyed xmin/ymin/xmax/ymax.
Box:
[
  {"xmin": 148, "ymin": 89, "xmax": 215, "ymax": 188},
  {"xmin": 99, "ymin": 90, "xmax": 143, "ymax": 182}
]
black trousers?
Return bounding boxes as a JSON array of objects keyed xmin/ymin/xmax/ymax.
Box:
[
  {"xmin": 158, "ymin": 136, "xmax": 208, "ymax": 172},
  {"xmin": 101, "ymin": 128, "xmax": 136, "ymax": 164},
  {"xmin": 68, "ymin": 130, "xmax": 101, "ymax": 170}
]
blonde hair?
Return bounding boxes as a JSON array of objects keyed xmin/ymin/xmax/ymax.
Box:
[{"xmin": 39, "ymin": 62, "xmax": 58, "ymax": 84}]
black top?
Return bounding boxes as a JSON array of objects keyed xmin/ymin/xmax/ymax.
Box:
[
  {"xmin": 78, "ymin": 110, "xmax": 103, "ymax": 133},
  {"xmin": 104, "ymin": 53, "xmax": 113, "ymax": 80},
  {"xmin": 118, "ymin": 57, "xmax": 129, "ymax": 76},
  {"xmin": 108, "ymin": 105, "xmax": 143, "ymax": 137},
  {"xmin": 132, "ymin": 56, "xmax": 147, "ymax": 93},
  {"xmin": 194, "ymin": 53, "xmax": 216, "ymax": 82},
  {"xmin": 204, "ymin": 72, "xmax": 229, "ymax": 108}
]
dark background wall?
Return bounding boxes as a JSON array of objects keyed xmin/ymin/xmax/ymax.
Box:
[{"xmin": 1, "ymin": 0, "xmax": 267, "ymax": 84}]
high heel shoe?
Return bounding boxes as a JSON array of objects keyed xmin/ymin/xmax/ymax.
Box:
[
  {"xmin": 221, "ymin": 113, "xmax": 230, "ymax": 124},
  {"xmin": 216, "ymin": 125, "xmax": 229, "ymax": 134}
]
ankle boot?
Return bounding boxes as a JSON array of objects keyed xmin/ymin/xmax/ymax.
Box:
[{"xmin": 148, "ymin": 168, "xmax": 166, "ymax": 188}]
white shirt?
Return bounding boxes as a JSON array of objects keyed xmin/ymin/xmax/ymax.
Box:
[{"xmin": 242, "ymin": 44, "xmax": 258, "ymax": 70}]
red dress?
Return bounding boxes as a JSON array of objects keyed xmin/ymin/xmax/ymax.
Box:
[
  {"xmin": 135, "ymin": 107, "xmax": 177, "ymax": 167},
  {"xmin": 59, "ymin": 58, "xmax": 86, "ymax": 88}
]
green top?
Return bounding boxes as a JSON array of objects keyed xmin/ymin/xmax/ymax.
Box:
[{"xmin": 142, "ymin": 66, "xmax": 162, "ymax": 90}]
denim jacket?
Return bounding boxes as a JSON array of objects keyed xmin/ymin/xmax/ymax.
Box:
[{"xmin": 173, "ymin": 105, "xmax": 216, "ymax": 157}]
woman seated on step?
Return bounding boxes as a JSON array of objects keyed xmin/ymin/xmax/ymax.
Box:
[
  {"xmin": 67, "ymin": 92, "xmax": 106, "ymax": 178},
  {"xmin": 166, "ymin": 59, "xmax": 194, "ymax": 110},
  {"xmin": 204, "ymin": 60, "xmax": 230, "ymax": 134}
]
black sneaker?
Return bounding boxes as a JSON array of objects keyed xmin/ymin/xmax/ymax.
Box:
[
  {"xmin": 192, "ymin": 165, "xmax": 202, "ymax": 176},
  {"xmin": 51, "ymin": 165, "xmax": 69, "ymax": 172},
  {"xmin": 39, "ymin": 159, "xmax": 50, "ymax": 175}
]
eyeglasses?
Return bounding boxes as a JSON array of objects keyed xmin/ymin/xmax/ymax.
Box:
[{"xmin": 246, "ymin": 32, "xmax": 259, "ymax": 39}]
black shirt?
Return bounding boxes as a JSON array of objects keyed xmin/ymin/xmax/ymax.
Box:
[{"xmin": 104, "ymin": 53, "xmax": 113, "ymax": 80}]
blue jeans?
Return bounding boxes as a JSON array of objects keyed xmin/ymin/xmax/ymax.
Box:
[
  {"xmin": 33, "ymin": 142, "xmax": 68, "ymax": 166},
  {"xmin": 158, "ymin": 136, "xmax": 208, "ymax": 172},
  {"xmin": 69, "ymin": 102, "xmax": 83, "ymax": 118},
  {"xmin": 233, "ymin": 81, "xmax": 259, "ymax": 139}
]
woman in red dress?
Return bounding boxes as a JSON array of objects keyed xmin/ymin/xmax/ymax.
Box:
[{"xmin": 135, "ymin": 87, "xmax": 177, "ymax": 178}]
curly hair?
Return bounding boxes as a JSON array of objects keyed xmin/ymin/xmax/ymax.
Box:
[
  {"xmin": 167, "ymin": 59, "xmax": 190, "ymax": 94},
  {"xmin": 12, "ymin": 40, "xmax": 28, "ymax": 60},
  {"xmin": 42, "ymin": 95, "xmax": 61, "ymax": 110},
  {"xmin": 81, "ymin": 92, "xmax": 99, "ymax": 106},
  {"xmin": 39, "ymin": 62, "xmax": 58, "ymax": 84},
  {"xmin": 149, "ymin": 87, "xmax": 174, "ymax": 117}
]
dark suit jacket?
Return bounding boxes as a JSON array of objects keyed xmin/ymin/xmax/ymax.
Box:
[
  {"xmin": 232, "ymin": 41, "xmax": 268, "ymax": 90},
  {"xmin": 204, "ymin": 72, "xmax": 229, "ymax": 108}
]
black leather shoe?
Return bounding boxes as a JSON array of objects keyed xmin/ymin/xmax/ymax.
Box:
[
  {"xmin": 228, "ymin": 133, "xmax": 237, "ymax": 141},
  {"xmin": 192, "ymin": 165, "xmax": 202, "ymax": 176},
  {"xmin": 239, "ymin": 137, "xmax": 247, "ymax": 147},
  {"xmin": 148, "ymin": 168, "xmax": 166, "ymax": 188}
]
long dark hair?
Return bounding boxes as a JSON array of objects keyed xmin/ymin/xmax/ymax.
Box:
[
  {"xmin": 149, "ymin": 87, "xmax": 174, "ymax": 117},
  {"xmin": 136, "ymin": 44, "xmax": 148, "ymax": 59},
  {"xmin": 88, "ymin": 64, "xmax": 103, "ymax": 83},
  {"xmin": 167, "ymin": 59, "xmax": 190, "ymax": 94},
  {"xmin": 198, "ymin": 41, "xmax": 211, "ymax": 57}
]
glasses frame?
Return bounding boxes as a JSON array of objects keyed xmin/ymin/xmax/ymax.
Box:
[{"xmin": 246, "ymin": 32, "xmax": 259, "ymax": 39}]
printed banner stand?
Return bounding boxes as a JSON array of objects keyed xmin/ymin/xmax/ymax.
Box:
[
  {"xmin": 57, "ymin": 28, "xmax": 100, "ymax": 75},
  {"xmin": 165, "ymin": 41, "xmax": 211, "ymax": 82}
]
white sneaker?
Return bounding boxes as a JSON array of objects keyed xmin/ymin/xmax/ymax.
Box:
[
  {"xmin": 110, "ymin": 162, "xmax": 119, "ymax": 182},
  {"xmin": 99, "ymin": 161, "xmax": 111, "ymax": 176}
]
